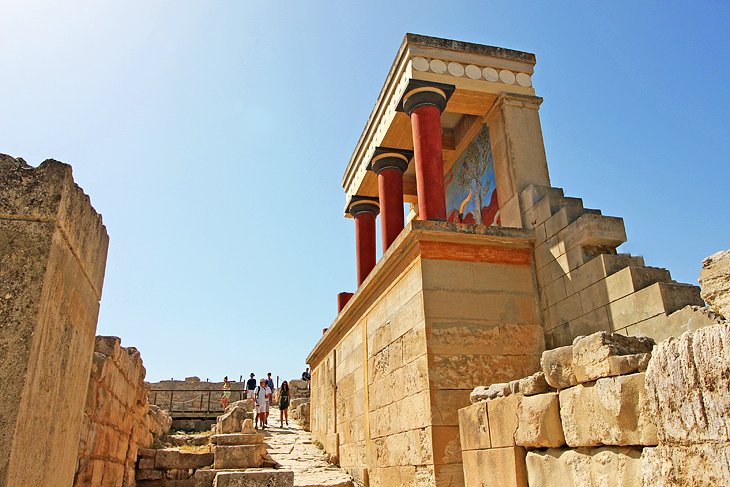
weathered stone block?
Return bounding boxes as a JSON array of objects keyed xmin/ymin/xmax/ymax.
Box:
[
  {"xmin": 540, "ymin": 346, "xmax": 577, "ymax": 389},
  {"xmin": 700, "ymin": 249, "xmax": 730, "ymax": 319},
  {"xmin": 213, "ymin": 470, "xmax": 294, "ymax": 487},
  {"xmin": 213, "ymin": 445, "xmax": 264, "ymax": 469},
  {"xmin": 487, "ymin": 395, "xmax": 521, "ymax": 447},
  {"xmin": 644, "ymin": 322, "xmax": 730, "ymax": 444},
  {"xmin": 470, "ymin": 382, "xmax": 509, "ymax": 403},
  {"xmin": 515, "ymin": 393, "xmax": 565, "ymax": 448},
  {"xmin": 210, "ymin": 433, "xmax": 263, "ymax": 446},
  {"xmin": 518, "ymin": 371, "xmax": 551, "ymax": 396},
  {"xmin": 216, "ymin": 401, "xmax": 253, "ymax": 434},
  {"xmin": 461, "ymin": 447, "xmax": 528, "ymax": 487},
  {"xmin": 572, "ymin": 331, "xmax": 654, "ymax": 383},
  {"xmin": 559, "ymin": 373, "xmax": 657, "ymax": 447},
  {"xmin": 526, "ymin": 446, "xmax": 643, "ymax": 486},
  {"xmin": 458, "ymin": 401, "xmax": 490, "ymax": 451},
  {"xmin": 155, "ymin": 449, "xmax": 214, "ymax": 469},
  {"xmin": 641, "ymin": 444, "xmax": 730, "ymax": 486}
]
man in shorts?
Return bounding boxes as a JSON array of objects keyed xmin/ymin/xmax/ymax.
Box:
[
  {"xmin": 246, "ymin": 373, "xmax": 257, "ymax": 400},
  {"xmin": 254, "ymin": 378, "xmax": 272, "ymax": 429}
]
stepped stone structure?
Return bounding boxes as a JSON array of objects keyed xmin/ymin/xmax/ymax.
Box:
[
  {"xmin": 306, "ymin": 34, "xmax": 716, "ymax": 486},
  {"xmin": 0, "ymin": 155, "xmax": 109, "ymax": 487}
]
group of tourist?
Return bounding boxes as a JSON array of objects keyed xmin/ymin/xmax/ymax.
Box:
[{"xmin": 220, "ymin": 371, "xmax": 306, "ymax": 429}]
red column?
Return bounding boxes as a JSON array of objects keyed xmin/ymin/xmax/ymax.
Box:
[
  {"xmin": 403, "ymin": 88, "xmax": 449, "ymax": 221},
  {"xmin": 371, "ymin": 152, "xmax": 409, "ymax": 251},
  {"xmin": 337, "ymin": 292, "xmax": 353, "ymax": 313},
  {"xmin": 349, "ymin": 199, "xmax": 379, "ymax": 286}
]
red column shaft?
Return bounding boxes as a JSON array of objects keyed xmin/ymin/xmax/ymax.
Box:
[
  {"xmin": 337, "ymin": 292, "xmax": 354, "ymax": 313},
  {"xmin": 410, "ymin": 104, "xmax": 447, "ymax": 220},
  {"xmin": 354, "ymin": 211, "xmax": 377, "ymax": 286},
  {"xmin": 378, "ymin": 168, "xmax": 405, "ymax": 251}
]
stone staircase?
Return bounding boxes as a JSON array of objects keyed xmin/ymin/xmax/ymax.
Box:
[{"xmin": 520, "ymin": 185, "xmax": 706, "ymax": 348}]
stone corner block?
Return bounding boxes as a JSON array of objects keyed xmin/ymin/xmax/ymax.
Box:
[
  {"xmin": 458, "ymin": 401, "xmax": 490, "ymax": 451},
  {"xmin": 572, "ymin": 331, "xmax": 654, "ymax": 383}
]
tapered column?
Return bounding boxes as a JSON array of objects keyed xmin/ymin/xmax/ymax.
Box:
[
  {"xmin": 402, "ymin": 85, "xmax": 451, "ymax": 221},
  {"xmin": 371, "ymin": 148, "xmax": 411, "ymax": 251},
  {"xmin": 348, "ymin": 198, "xmax": 379, "ymax": 286},
  {"xmin": 337, "ymin": 292, "xmax": 354, "ymax": 313}
]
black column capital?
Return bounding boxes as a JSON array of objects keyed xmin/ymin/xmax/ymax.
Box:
[
  {"xmin": 347, "ymin": 196, "xmax": 380, "ymax": 217},
  {"xmin": 369, "ymin": 147, "xmax": 413, "ymax": 174},
  {"xmin": 398, "ymin": 80, "xmax": 455, "ymax": 116}
]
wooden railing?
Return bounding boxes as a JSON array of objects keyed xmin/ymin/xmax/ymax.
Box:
[{"xmin": 149, "ymin": 387, "xmax": 247, "ymax": 417}]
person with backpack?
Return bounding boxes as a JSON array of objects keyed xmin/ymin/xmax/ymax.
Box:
[
  {"xmin": 254, "ymin": 378, "xmax": 271, "ymax": 429},
  {"xmin": 279, "ymin": 380, "xmax": 290, "ymax": 427}
]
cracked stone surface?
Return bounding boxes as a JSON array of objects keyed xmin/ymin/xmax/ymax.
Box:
[{"xmin": 262, "ymin": 407, "xmax": 353, "ymax": 487}]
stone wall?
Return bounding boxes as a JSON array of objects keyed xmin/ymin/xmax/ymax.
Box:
[
  {"xmin": 309, "ymin": 222, "xmax": 543, "ymax": 487},
  {"xmin": 520, "ymin": 184, "xmax": 705, "ymax": 348},
  {"xmin": 459, "ymin": 323, "xmax": 729, "ymax": 486},
  {"xmin": 74, "ymin": 336, "xmax": 171, "ymax": 487},
  {"xmin": 0, "ymin": 155, "xmax": 109, "ymax": 487}
]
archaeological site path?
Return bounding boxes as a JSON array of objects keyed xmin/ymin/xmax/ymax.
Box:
[{"xmin": 264, "ymin": 408, "xmax": 353, "ymax": 487}]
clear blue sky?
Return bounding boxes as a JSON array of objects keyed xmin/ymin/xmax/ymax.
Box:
[{"xmin": 1, "ymin": 1, "xmax": 728, "ymax": 382}]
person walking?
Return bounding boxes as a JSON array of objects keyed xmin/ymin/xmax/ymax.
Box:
[
  {"xmin": 279, "ymin": 380, "xmax": 290, "ymax": 427},
  {"xmin": 266, "ymin": 373, "xmax": 275, "ymax": 406},
  {"xmin": 246, "ymin": 373, "xmax": 257, "ymax": 400},
  {"xmin": 254, "ymin": 378, "xmax": 272, "ymax": 429},
  {"xmin": 220, "ymin": 376, "xmax": 231, "ymax": 409}
]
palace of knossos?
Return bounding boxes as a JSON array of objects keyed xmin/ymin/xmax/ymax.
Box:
[{"xmin": 1, "ymin": 33, "xmax": 729, "ymax": 487}]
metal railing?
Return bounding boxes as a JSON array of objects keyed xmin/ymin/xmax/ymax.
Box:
[{"xmin": 149, "ymin": 387, "xmax": 248, "ymax": 416}]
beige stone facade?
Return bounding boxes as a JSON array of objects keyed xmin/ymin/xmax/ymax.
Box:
[{"xmin": 0, "ymin": 155, "xmax": 109, "ymax": 487}]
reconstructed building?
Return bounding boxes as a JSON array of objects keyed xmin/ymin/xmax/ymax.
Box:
[{"xmin": 306, "ymin": 34, "xmax": 705, "ymax": 486}]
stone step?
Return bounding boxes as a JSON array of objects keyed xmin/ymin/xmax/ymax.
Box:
[
  {"xmin": 214, "ymin": 445, "xmax": 265, "ymax": 470},
  {"xmin": 214, "ymin": 469, "xmax": 294, "ymax": 487},
  {"xmin": 608, "ymin": 281, "xmax": 704, "ymax": 331},
  {"xmin": 211, "ymin": 433, "xmax": 264, "ymax": 446}
]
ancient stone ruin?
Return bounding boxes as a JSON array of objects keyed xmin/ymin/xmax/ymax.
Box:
[
  {"xmin": 305, "ymin": 34, "xmax": 730, "ymax": 486},
  {"xmin": 1, "ymin": 32, "xmax": 729, "ymax": 487}
]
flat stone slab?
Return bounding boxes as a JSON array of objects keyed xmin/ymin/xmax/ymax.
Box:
[
  {"xmin": 214, "ymin": 445, "xmax": 264, "ymax": 469},
  {"xmin": 211, "ymin": 433, "xmax": 264, "ymax": 446},
  {"xmin": 213, "ymin": 470, "xmax": 294, "ymax": 487}
]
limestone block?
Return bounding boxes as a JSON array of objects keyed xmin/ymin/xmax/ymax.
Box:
[
  {"xmin": 641, "ymin": 444, "xmax": 730, "ymax": 487},
  {"xmin": 216, "ymin": 401, "xmax": 251, "ymax": 434},
  {"xmin": 210, "ymin": 433, "xmax": 263, "ymax": 446},
  {"xmin": 540, "ymin": 346, "xmax": 577, "ymax": 389},
  {"xmin": 213, "ymin": 445, "xmax": 264, "ymax": 469},
  {"xmin": 213, "ymin": 470, "xmax": 294, "ymax": 487},
  {"xmin": 519, "ymin": 372, "xmax": 551, "ymax": 396},
  {"xmin": 155, "ymin": 449, "xmax": 214, "ymax": 469},
  {"xmin": 487, "ymin": 395, "xmax": 522, "ymax": 447},
  {"xmin": 559, "ymin": 373, "xmax": 657, "ymax": 447},
  {"xmin": 515, "ymin": 393, "xmax": 565, "ymax": 448},
  {"xmin": 471, "ymin": 382, "xmax": 510, "ymax": 403},
  {"xmin": 194, "ymin": 468, "xmax": 217, "ymax": 487},
  {"xmin": 458, "ymin": 401, "xmax": 490, "ymax": 451},
  {"xmin": 461, "ymin": 447, "xmax": 528, "ymax": 487},
  {"xmin": 526, "ymin": 446, "xmax": 643, "ymax": 486},
  {"xmin": 572, "ymin": 331, "xmax": 654, "ymax": 383},
  {"xmin": 700, "ymin": 249, "xmax": 730, "ymax": 319},
  {"xmin": 644, "ymin": 322, "xmax": 730, "ymax": 444}
]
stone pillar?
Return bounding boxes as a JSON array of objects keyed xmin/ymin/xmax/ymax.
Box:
[
  {"xmin": 403, "ymin": 85, "xmax": 451, "ymax": 221},
  {"xmin": 371, "ymin": 148, "xmax": 411, "ymax": 251},
  {"xmin": 485, "ymin": 93, "xmax": 551, "ymax": 227},
  {"xmin": 0, "ymin": 155, "xmax": 109, "ymax": 487},
  {"xmin": 337, "ymin": 292, "xmax": 354, "ymax": 313},
  {"xmin": 348, "ymin": 198, "xmax": 379, "ymax": 286}
]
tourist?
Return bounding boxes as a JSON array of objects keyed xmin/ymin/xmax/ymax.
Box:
[
  {"xmin": 246, "ymin": 373, "xmax": 257, "ymax": 400},
  {"xmin": 301, "ymin": 367, "xmax": 311, "ymax": 381},
  {"xmin": 279, "ymin": 380, "xmax": 290, "ymax": 427},
  {"xmin": 220, "ymin": 376, "xmax": 231, "ymax": 409},
  {"xmin": 254, "ymin": 378, "xmax": 272, "ymax": 429},
  {"xmin": 266, "ymin": 373, "xmax": 275, "ymax": 406}
]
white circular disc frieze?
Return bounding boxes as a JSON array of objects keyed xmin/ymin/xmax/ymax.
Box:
[
  {"xmin": 499, "ymin": 69, "xmax": 516, "ymax": 84},
  {"xmin": 482, "ymin": 67, "xmax": 499, "ymax": 81},
  {"xmin": 447, "ymin": 62, "xmax": 465, "ymax": 77},
  {"xmin": 465, "ymin": 64, "xmax": 482, "ymax": 79},
  {"xmin": 516, "ymin": 72, "xmax": 532, "ymax": 87},
  {"xmin": 412, "ymin": 57, "xmax": 429, "ymax": 72},
  {"xmin": 429, "ymin": 59, "xmax": 447, "ymax": 74}
]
